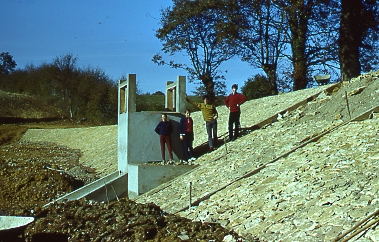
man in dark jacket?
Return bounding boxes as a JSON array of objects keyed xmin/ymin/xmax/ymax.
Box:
[
  {"xmin": 224, "ymin": 84, "xmax": 246, "ymax": 141},
  {"xmin": 154, "ymin": 114, "xmax": 174, "ymax": 163}
]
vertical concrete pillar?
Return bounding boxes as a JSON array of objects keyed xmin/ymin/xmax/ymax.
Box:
[
  {"xmin": 118, "ymin": 74, "xmax": 136, "ymax": 174},
  {"xmin": 164, "ymin": 77, "xmax": 186, "ymax": 113},
  {"xmin": 176, "ymin": 76, "xmax": 186, "ymax": 114},
  {"xmin": 165, "ymin": 81, "xmax": 174, "ymax": 110},
  {"xmin": 127, "ymin": 74, "xmax": 137, "ymax": 113},
  {"xmin": 172, "ymin": 88, "xmax": 176, "ymax": 110}
]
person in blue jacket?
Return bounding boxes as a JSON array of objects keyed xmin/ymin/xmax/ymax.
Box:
[
  {"xmin": 154, "ymin": 114, "xmax": 174, "ymax": 163},
  {"xmin": 179, "ymin": 110, "xmax": 196, "ymax": 163}
]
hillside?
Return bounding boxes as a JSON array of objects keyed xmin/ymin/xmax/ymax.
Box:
[
  {"xmin": 2, "ymin": 70, "xmax": 379, "ymax": 241},
  {"xmin": 0, "ymin": 90, "xmax": 62, "ymax": 121}
]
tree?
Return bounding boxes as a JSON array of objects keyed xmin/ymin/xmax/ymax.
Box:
[
  {"xmin": 280, "ymin": 0, "xmax": 313, "ymax": 90},
  {"xmin": 152, "ymin": 91, "xmax": 165, "ymax": 95},
  {"xmin": 238, "ymin": 0, "xmax": 288, "ymax": 95},
  {"xmin": 4, "ymin": 53, "xmax": 117, "ymax": 124},
  {"xmin": 0, "ymin": 52, "xmax": 17, "ymax": 75},
  {"xmin": 339, "ymin": 0, "xmax": 379, "ymax": 81},
  {"xmin": 275, "ymin": 0, "xmax": 337, "ymax": 90},
  {"xmin": 153, "ymin": 0, "xmax": 244, "ymax": 101},
  {"xmin": 192, "ymin": 79, "xmax": 226, "ymax": 97},
  {"xmin": 52, "ymin": 53, "xmax": 80, "ymax": 119},
  {"xmin": 241, "ymin": 74, "xmax": 273, "ymax": 100},
  {"xmin": 338, "ymin": 0, "xmax": 362, "ymax": 81}
]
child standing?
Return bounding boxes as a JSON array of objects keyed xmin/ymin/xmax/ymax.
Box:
[
  {"xmin": 154, "ymin": 114, "xmax": 174, "ymax": 164},
  {"xmin": 179, "ymin": 110, "xmax": 195, "ymax": 163}
]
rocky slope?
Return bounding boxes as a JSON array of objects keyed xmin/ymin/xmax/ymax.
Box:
[{"xmin": 136, "ymin": 71, "xmax": 379, "ymax": 241}]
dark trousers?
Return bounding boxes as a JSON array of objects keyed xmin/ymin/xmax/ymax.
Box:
[
  {"xmin": 206, "ymin": 119, "xmax": 217, "ymax": 148},
  {"xmin": 228, "ymin": 111, "xmax": 240, "ymax": 140},
  {"xmin": 182, "ymin": 132, "xmax": 194, "ymax": 160},
  {"xmin": 159, "ymin": 134, "xmax": 173, "ymax": 160}
]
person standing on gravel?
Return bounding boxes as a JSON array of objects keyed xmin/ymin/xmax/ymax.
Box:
[
  {"xmin": 179, "ymin": 109, "xmax": 196, "ymax": 163},
  {"xmin": 154, "ymin": 114, "xmax": 174, "ymax": 164},
  {"xmin": 186, "ymin": 94, "xmax": 218, "ymax": 151},
  {"xmin": 224, "ymin": 84, "xmax": 246, "ymax": 142}
]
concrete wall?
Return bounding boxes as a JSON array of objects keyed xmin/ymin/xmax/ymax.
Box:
[
  {"xmin": 128, "ymin": 163, "xmax": 196, "ymax": 199},
  {"xmin": 127, "ymin": 112, "xmax": 186, "ymax": 163}
]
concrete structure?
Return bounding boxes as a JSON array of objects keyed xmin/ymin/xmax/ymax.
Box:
[
  {"xmin": 118, "ymin": 74, "xmax": 196, "ymax": 199},
  {"xmin": 47, "ymin": 74, "xmax": 196, "ymax": 205}
]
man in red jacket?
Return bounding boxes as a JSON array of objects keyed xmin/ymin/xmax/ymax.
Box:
[{"xmin": 224, "ymin": 84, "xmax": 246, "ymax": 141}]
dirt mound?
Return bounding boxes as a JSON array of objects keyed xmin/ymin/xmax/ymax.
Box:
[
  {"xmin": 26, "ymin": 198, "xmax": 244, "ymax": 241},
  {"xmin": 0, "ymin": 142, "xmax": 95, "ymax": 216},
  {"xmin": 0, "ymin": 141, "xmax": 245, "ymax": 241}
]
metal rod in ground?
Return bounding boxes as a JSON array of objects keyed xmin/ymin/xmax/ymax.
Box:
[
  {"xmin": 111, "ymin": 185, "xmax": 119, "ymax": 201},
  {"xmin": 340, "ymin": 217, "xmax": 379, "ymax": 242},
  {"xmin": 345, "ymin": 91, "xmax": 351, "ymax": 119},
  {"xmin": 189, "ymin": 182, "xmax": 192, "ymax": 210},
  {"xmin": 224, "ymin": 137, "xmax": 228, "ymax": 155},
  {"xmin": 104, "ymin": 182, "xmax": 109, "ymax": 204}
]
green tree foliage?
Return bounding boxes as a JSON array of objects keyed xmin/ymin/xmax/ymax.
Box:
[
  {"xmin": 2, "ymin": 53, "xmax": 118, "ymax": 124},
  {"xmin": 136, "ymin": 94, "xmax": 165, "ymax": 112},
  {"xmin": 77, "ymin": 67, "xmax": 118, "ymax": 124},
  {"xmin": 153, "ymin": 0, "xmax": 244, "ymax": 101},
  {"xmin": 153, "ymin": 1, "xmax": 378, "ymax": 93},
  {"xmin": 192, "ymin": 79, "xmax": 226, "ymax": 97},
  {"xmin": 0, "ymin": 52, "xmax": 17, "ymax": 75},
  {"xmin": 241, "ymin": 74, "xmax": 273, "ymax": 100}
]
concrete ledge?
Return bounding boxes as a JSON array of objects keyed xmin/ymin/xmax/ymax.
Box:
[
  {"xmin": 44, "ymin": 171, "xmax": 128, "ymax": 207},
  {"xmin": 128, "ymin": 163, "xmax": 196, "ymax": 199}
]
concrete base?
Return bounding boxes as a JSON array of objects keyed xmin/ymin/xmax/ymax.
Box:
[
  {"xmin": 44, "ymin": 171, "xmax": 128, "ymax": 207},
  {"xmin": 128, "ymin": 163, "xmax": 196, "ymax": 199}
]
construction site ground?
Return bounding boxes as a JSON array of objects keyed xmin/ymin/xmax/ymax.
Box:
[{"xmin": 1, "ymin": 70, "xmax": 379, "ymax": 241}]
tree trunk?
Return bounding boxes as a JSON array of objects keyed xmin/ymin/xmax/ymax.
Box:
[
  {"xmin": 262, "ymin": 64, "xmax": 279, "ymax": 95},
  {"xmin": 339, "ymin": 0, "xmax": 362, "ymax": 82},
  {"xmin": 290, "ymin": 29, "xmax": 308, "ymax": 90},
  {"xmin": 200, "ymin": 72, "xmax": 215, "ymax": 102},
  {"xmin": 287, "ymin": 1, "xmax": 312, "ymax": 91}
]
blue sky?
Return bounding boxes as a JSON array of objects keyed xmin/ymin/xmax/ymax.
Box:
[{"xmin": 1, "ymin": 0, "xmax": 258, "ymax": 94}]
